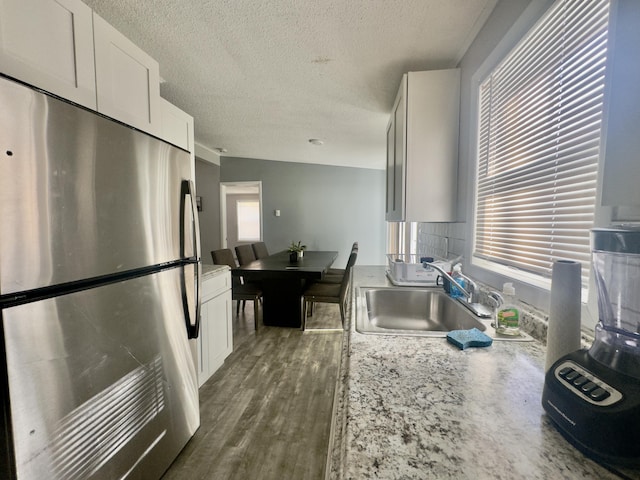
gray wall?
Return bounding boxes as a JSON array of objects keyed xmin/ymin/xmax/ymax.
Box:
[
  {"xmin": 221, "ymin": 157, "xmax": 386, "ymax": 267},
  {"xmin": 417, "ymin": 0, "xmax": 532, "ymax": 260},
  {"xmin": 195, "ymin": 158, "xmax": 221, "ymax": 263},
  {"xmin": 456, "ymin": 0, "xmax": 533, "ymax": 222},
  {"xmin": 417, "ymin": 0, "xmax": 544, "ymax": 307}
]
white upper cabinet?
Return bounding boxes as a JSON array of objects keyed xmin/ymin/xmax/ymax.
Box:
[
  {"xmin": 386, "ymin": 69, "xmax": 460, "ymax": 222},
  {"xmin": 386, "ymin": 78, "xmax": 405, "ymax": 221},
  {"xmin": 160, "ymin": 97, "xmax": 195, "ymax": 180},
  {"xmin": 93, "ymin": 12, "xmax": 161, "ymax": 136},
  {"xmin": 0, "ymin": 2, "xmax": 166, "ymax": 137},
  {"xmin": 601, "ymin": 0, "xmax": 640, "ymax": 207},
  {"xmin": 160, "ymin": 97, "xmax": 194, "ymax": 152},
  {"xmin": 0, "ymin": 0, "xmax": 97, "ymax": 109}
]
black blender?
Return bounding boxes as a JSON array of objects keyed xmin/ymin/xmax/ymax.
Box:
[{"xmin": 542, "ymin": 226, "xmax": 640, "ymax": 465}]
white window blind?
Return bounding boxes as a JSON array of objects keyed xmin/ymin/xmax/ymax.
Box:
[
  {"xmin": 237, "ymin": 201, "xmax": 260, "ymax": 241},
  {"xmin": 474, "ymin": 0, "xmax": 610, "ymax": 290}
]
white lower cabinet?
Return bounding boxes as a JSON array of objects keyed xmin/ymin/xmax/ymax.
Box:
[{"xmin": 197, "ymin": 269, "xmax": 232, "ymax": 387}]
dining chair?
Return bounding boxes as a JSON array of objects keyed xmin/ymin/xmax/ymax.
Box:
[
  {"xmin": 211, "ymin": 249, "xmax": 262, "ymax": 330},
  {"xmin": 235, "ymin": 244, "xmax": 257, "ymax": 266},
  {"xmin": 251, "ymin": 241, "xmax": 270, "ymax": 259},
  {"xmin": 326, "ymin": 241, "xmax": 358, "ymax": 276},
  {"xmin": 300, "ymin": 251, "xmax": 357, "ymax": 331}
]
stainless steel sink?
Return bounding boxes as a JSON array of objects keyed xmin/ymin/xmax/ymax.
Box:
[{"xmin": 355, "ymin": 286, "xmax": 533, "ymax": 341}]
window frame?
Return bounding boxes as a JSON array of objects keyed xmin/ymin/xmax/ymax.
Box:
[{"xmin": 462, "ymin": 0, "xmax": 616, "ymax": 329}]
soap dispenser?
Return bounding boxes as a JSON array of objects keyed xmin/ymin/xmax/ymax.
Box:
[
  {"xmin": 496, "ymin": 282, "xmax": 520, "ymax": 335},
  {"xmin": 449, "ymin": 264, "xmax": 466, "ymax": 299}
]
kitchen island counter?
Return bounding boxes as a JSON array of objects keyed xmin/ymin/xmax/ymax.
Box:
[{"xmin": 329, "ymin": 266, "xmax": 639, "ymax": 479}]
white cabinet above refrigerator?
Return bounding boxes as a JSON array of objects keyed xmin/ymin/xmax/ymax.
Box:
[{"xmin": 0, "ymin": 0, "xmax": 97, "ymax": 109}]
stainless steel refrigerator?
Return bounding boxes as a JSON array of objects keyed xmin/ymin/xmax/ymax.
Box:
[{"xmin": 0, "ymin": 75, "xmax": 201, "ymax": 480}]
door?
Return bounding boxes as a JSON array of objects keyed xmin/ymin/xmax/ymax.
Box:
[
  {"xmin": 385, "ymin": 74, "xmax": 406, "ymax": 221},
  {"xmin": 0, "ymin": 75, "xmax": 194, "ymax": 294},
  {"xmin": 220, "ymin": 182, "xmax": 263, "ymax": 254},
  {"xmin": 1, "ymin": 267, "xmax": 199, "ymax": 480},
  {"xmin": 92, "ymin": 12, "xmax": 161, "ymax": 135}
]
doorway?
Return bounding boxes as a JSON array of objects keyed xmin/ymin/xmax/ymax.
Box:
[{"xmin": 220, "ymin": 182, "xmax": 263, "ymax": 255}]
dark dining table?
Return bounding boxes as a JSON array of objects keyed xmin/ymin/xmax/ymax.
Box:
[{"xmin": 231, "ymin": 250, "xmax": 338, "ymax": 327}]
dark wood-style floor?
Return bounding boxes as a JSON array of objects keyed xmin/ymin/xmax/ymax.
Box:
[{"xmin": 162, "ymin": 302, "xmax": 343, "ymax": 480}]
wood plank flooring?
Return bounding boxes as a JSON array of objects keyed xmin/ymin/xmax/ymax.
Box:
[{"xmin": 162, "ymin": 302, "xmax": 343, "ymax": 480}]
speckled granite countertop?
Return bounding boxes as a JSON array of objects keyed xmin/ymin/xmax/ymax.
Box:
[
  {"xmin": 201, "ymin": 264, "xmax": 229, "ymax": 280},
  {"xmin": 328, "ymin": 266, "xmax": 639, "ymax": 480}
]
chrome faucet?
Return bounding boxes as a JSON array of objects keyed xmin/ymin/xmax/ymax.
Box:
[
  {"xmin": 423, "ymin": 262, "xmax": 472, "ymax": 301},
  {"xmin": 487, "ymin": 290, "xmax": 504, "ymax": 309},
  {"xmin": 423, "ymin": 262, "xmax": 493, "ymax": 318},
  {"xmin": 458, "ymin": 272, "xmax": 479, "ymax": 303}
]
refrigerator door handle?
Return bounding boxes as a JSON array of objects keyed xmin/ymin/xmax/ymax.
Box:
[
  {"xmin": 188, "ymin": 262, "xmax": 202, "ymax": 339},
  {"xmin": 181, "ymin": 179, "xmax": 201, "ymax": 339},
  {"xmin": 180, "ymin": 179, "xmax": 201, "ymax": 261}
]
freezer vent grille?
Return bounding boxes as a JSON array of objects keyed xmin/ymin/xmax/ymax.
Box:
[{"xmin": 46, "ymin": 355, "xmax": 166, "ymax": 480}]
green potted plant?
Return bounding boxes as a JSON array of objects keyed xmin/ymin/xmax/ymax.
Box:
[{"xmin": 288, "ymin": 241, "xmax": 306, "ymax": 262}]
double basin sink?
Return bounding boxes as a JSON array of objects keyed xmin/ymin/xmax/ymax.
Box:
[{"xmin": 355, "ymin": 286, "xmax": 533, "ymax": 341}]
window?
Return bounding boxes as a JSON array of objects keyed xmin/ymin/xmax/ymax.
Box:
[
  {"xmin": 473, "ymin": 0, "xmax": 610, "ymax": 293},
  {"xmin": 236, "ymin": 201, "xmax": 260, "ymax": 241}
]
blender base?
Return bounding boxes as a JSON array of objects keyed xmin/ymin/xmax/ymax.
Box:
[{"xmin": 542, "ymin": 349, "xmax": 640, "ymax": 466}]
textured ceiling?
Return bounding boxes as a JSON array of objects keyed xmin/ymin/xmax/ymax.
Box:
[{"xmin": 83, "ymin": 0, "xmax": 497, "ymax": 169}]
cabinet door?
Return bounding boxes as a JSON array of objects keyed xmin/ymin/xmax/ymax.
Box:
[
  {"xmin": 197, "ymin": 277, "xmax": 233, "ymax": 387},
  {"xmin": 196, "ymin": 300, "xmax": 209, "ymax": 387},
  {"xmin": 405, "ymin": 69, "xmax": 458, "ymax": 221},
  {"xmin": 160, "ymin": 98, "xmax": 195, "ymax": 180},
  {"xmin": 385, "ymin": 70, "xmax": 459, "ymax": 222},
  {"xmin": 160, "ymin": 98, "xmax": 194, "ymax": 152},
  {"xmin": 206, "ymin": 289, "xmax": 233, "ymax": 374},
  {"xmin": 601, "ymin": 0, "xmax": 640, "ymax": 207},
  {"xmin": 93, "ymin": 12, "xmax": 160, "ymax": 136},
  {"xmin": 386, "ymin": 75, "xmax": 406, "ymax": 222},
  {"xmin": 0, "ymin": 0, "xmax": 96, "ymax": 109},
  {"xmin": 385, "ymin": 119, "xmax": 395, "ymax": 218}
]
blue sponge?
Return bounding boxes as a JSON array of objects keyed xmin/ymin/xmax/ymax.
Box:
[{"xmin": 446, "ymin": 328, "xmax": 493, "ymax": 350}]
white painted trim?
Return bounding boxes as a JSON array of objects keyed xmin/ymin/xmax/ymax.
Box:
[
  {"xmin": 219, "ymin": 181, "xmax": 263, "ymax": 249},
  {"xmin": 195, "ymin": 142, "xmax": 221, "ymax": 165}
]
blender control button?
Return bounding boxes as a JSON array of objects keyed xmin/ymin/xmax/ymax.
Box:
[
  {"xmin": 565, "ymin": 370, "xmax": 581, "ymax": 381},
  {"xmin": 572, "ymin": 375, "xmax": 589, "ymax": 387},
  {"xmin": 558, "ymin": 367, "xmax": 573, "ymax": 377},
  {"xmin": 590, "ymin": 387, "xmax": 611, "ymax": 401},
  {"xmin": 580, "ymin": 381, "xmax": 598, "ymax": 393}
]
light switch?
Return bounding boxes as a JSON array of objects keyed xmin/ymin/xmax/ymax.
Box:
[{"xmin": 274, "ymin": 209, "xmax": 281, "ymax": 217}]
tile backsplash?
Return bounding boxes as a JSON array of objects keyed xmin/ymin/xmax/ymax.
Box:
[
  {"xmin": 416, "ymin": 222, "xmax": 466, "ymax": 260},
  {"xmin": 416, "ymin": 222, "xmax": 597, "ymax": 346}
]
